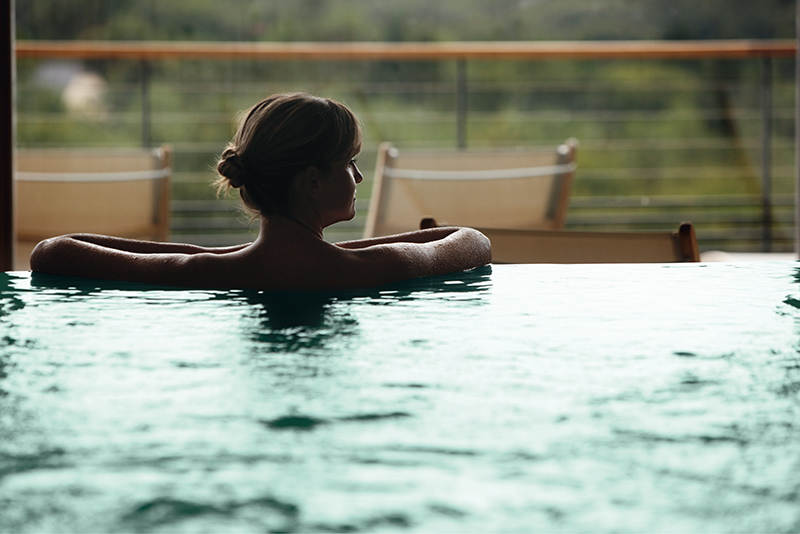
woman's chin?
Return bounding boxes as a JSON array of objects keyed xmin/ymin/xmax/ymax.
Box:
[{"xmin": 327, "ymin": 211, "xmax": 356, "ymax": 227}]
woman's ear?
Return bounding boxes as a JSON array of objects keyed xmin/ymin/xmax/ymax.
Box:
[{"xmin": 298, "ymin": 166, "xmax": 323, "ymax": 199}]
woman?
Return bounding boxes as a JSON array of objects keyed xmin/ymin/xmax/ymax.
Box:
[{"xmin": 30, "ymin": 92, "xmax": 491, "ymax": 291}]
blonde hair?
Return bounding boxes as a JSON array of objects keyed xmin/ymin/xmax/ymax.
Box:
[{"xmin": 216, "ymin": 92, "xmax": 362, "ymax": 216}]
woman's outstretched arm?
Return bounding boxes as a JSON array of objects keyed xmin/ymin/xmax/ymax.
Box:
[
  {"xmin": 33, "ymin": 234, "xmax": 250, "ymax": 255},
  {"xmin": 327, "ymin": 227, "xmax": 492, "ymax": 289},
  {"xmin": 31, "ymin": 235, "xmax": 188, "ymax": 284},
  {"xmin": 335, "ymin": 227, "xmax": 475, "ymax": 249},
  {"xmin": 28, "ymin": 234, "xmax": 249, "ymax": 284}
]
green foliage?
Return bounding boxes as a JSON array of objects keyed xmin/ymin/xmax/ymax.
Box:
[{"xmin": 15, "ymin": 0, "xmax": 795, "ymax": 42}]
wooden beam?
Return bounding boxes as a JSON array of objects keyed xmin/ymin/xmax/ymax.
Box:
[{"xmin": 14, "ymin": 39, "xmax": 797, "ymax": 62}]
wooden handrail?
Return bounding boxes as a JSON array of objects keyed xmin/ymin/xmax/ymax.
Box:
[{"xmin": 15, "ymin": 39, "xmax": 796, "ymax": 61}]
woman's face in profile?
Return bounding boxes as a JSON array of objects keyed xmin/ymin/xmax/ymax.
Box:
[{"xmin": 318, "ymin": 157, "xmax": 364, "ymax": 226}]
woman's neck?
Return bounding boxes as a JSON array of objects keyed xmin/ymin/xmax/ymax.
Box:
[{"xmin": 260, "ymin": 212, "xmax": 324, "ymax": 241}]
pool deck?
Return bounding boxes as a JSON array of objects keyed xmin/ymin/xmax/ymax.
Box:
[{"xmin": 700, "ymin": 251, "xmax": 797, "ymax": 262}]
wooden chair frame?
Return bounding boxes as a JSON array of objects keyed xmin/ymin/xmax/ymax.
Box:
[{"xmin": 421, "ymin": 218, "xmax": 700, "ymax": 264}]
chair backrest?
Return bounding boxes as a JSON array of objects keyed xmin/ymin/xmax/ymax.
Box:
[
  {"xmin": 14, "ymin": 144, "xmax": 172, "ymax": 270},
  {"xmin": 364, "ymin": 139, "xmax": 578, "ymax": 238},
  {"xmin": 420, "ymin": 218, "xmax": 700, "ymax": 264}
]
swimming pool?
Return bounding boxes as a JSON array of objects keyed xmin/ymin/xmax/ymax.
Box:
[{"xmin": 2, "ymin": 262, "xmax": 799, "ymax": 532}]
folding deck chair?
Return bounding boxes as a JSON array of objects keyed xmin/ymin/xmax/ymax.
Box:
[
  {"xmin": 364, "ymin": 139, "xmax": 578, "ymax": 238},
  {"xmin": 14, "ymin": 145, "xmax": 172, "ymax": 270}
]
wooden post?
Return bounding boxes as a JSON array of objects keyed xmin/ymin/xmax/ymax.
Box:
[
  {"xmin": 761, "ymin": 57, "xmax": 772, "ymax": 253},
  {"xmin": 796, "ymin": 1, "xmax": 800, "ymax": 257},
  {"xmin": 141, "ymin": 60, "xmax": 152, "ymax": 148},
  {"xmin": 1, "ymin": 0, "xmax": 14, "ymax": 271},
  {"xmin": 456, "ymin": 59, "xmax": 467, "ymax": 149}
]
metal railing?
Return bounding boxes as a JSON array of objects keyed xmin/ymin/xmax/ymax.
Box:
[{"xmin": 14, "ymin": 39, "xmax": 797, "ymax": 252}]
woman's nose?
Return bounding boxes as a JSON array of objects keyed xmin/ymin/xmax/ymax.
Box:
[{"xmin": 354, "ymin": 165, "xmax": 364, "ymax": 183}]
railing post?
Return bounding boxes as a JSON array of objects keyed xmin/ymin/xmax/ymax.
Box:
[
  {"xmin": 760, "ymin": 56, "xmax": 773, "ymax": 252},
  {"xmin": 456, "ymin": 59, "xmax": 467, "ymax": 149},
  {"xmin": 796, "ymin": 0, "xmax": 800, "ymax": 258},
  {"xmin": 141, "ymin": 60, "xmax": 152, "ymax": 148},
  {"xmin": 1, "ymin": 0, "xmax": 15, "ymax": 271}
]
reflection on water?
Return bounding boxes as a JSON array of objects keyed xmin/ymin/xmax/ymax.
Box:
[
  {"xmin": 243, "ymin": 292, "xmax": 354, "ymax": 353},
  {"xmin": 241, "ymin": 266, "xmax": 491, "ymax": 354},
  {"xmin": 2, "ymin": 263, "xmax": 800, "ymax": 533}
]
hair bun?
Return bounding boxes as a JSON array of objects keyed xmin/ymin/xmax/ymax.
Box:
[{"xmin": 217, "ymin": 149, "xmax": 247, "ymax": 188}]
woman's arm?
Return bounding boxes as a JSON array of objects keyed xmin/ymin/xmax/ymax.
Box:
[
  {"xmin": 335, "ymin": 227, "xmax": 465, "ymax": 249},
  {"xmin": 46, "ymin": 234, "xmax": 250, "ymax": 254},
  {"xmin": 326, "ymin": 227, "xmax": 492, "ymax": 289},
  {"xmin": 29, "ymin": 235, "xmax": 193, "ymax": 284},
  {"xmin": 28, "ymin": 234, "xmax": 249, "ymax": 286}
]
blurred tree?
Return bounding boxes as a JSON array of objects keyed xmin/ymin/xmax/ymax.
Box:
[{"xmin": 15, "ymin": 0, "xmax": 795, "ymax": 42}]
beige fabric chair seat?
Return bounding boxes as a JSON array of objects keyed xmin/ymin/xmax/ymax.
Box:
[
  {"xmin": 364, "ymin": 139, "xmax": 578, "ymax": 238},
  {"xmin": 14, "ymin": 145, "xmax": 172, "ymax": 270}
]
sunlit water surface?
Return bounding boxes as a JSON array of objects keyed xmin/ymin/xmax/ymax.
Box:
[{"xmin": 1, "ymin": 262, "xmax": 800, "ymax": 533}]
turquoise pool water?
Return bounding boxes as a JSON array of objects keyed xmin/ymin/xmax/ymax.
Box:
[{"xmin": 1, "ymin": 262, "xmax": 800, "ymax": 532}]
